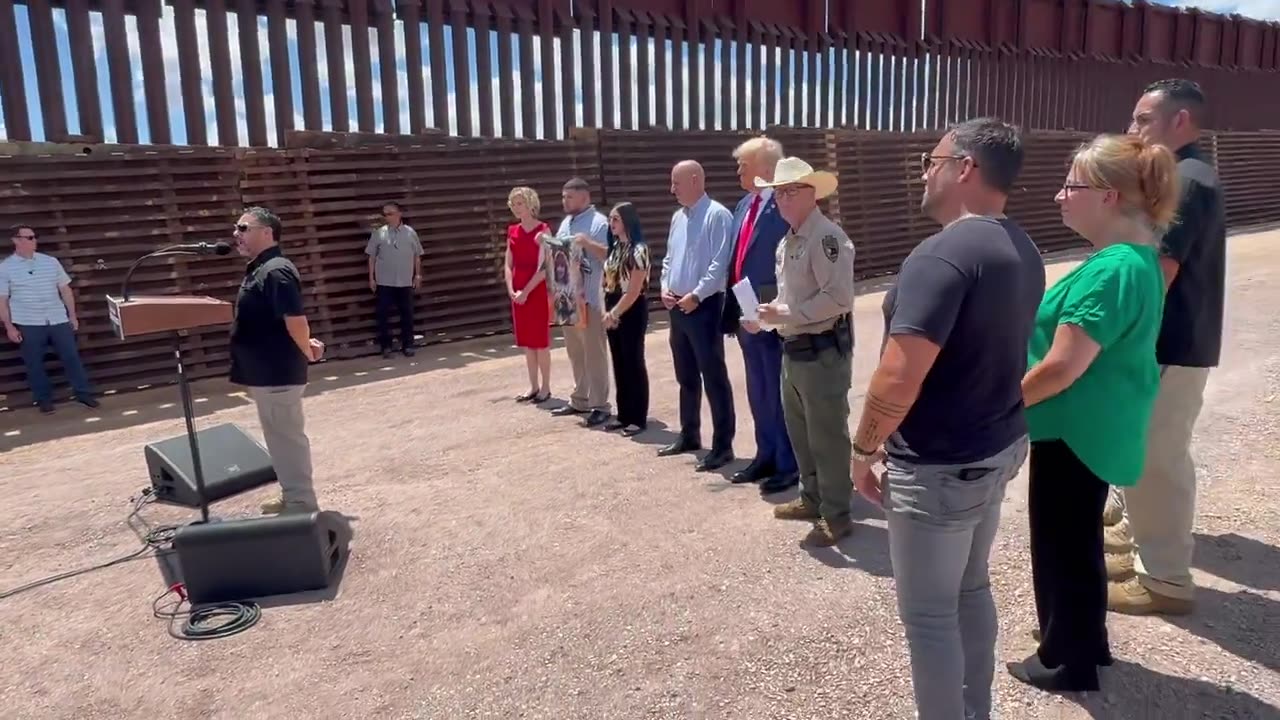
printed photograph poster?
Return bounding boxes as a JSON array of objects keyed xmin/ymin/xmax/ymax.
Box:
[{"xmin": 542, "ymin": 233, "xmax": 585, "ymax": 328}]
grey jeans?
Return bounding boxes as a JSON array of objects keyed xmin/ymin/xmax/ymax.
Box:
[
  {"xmin": 883, "ymin": 436, "xmax": 1029, "ymax": 720},
  {"xmin": 248, "ymin": 385, "xmax": 317, "ymax": 511}
]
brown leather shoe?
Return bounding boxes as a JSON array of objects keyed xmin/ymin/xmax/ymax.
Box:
[
  {"xmin": 773, "ymin": 499, "xmax": 820, "ymax": 521},
  {"xmin": 804, "ymin": 518, "xmax": 853, "ymax": 547},
  {"xmin": 1107, "ymin": 577, "xmax": 1193, "ymax": 616},
  {"xmin": 1106, "ymin": 551, "xmax": 1136, "ymax": 581}
]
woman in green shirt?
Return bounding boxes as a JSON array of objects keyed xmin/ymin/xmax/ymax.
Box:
[{"xmin": 1007, "ymin": 134, "xmax": 1177, "ymax": 693}]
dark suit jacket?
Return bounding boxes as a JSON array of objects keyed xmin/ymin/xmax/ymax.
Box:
[{"xmin": 721, "ymin": 191, "xmax": 789, "ymax": 334}]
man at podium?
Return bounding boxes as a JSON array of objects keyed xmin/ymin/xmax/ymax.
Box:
[{"xmin": 230, "ymin": 207, "xmax": 326, "ymax": 515}]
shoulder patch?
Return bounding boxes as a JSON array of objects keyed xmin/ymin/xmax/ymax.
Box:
[{"xmin": 821, "ymin": 235, "xmax": 840, "ymax": 263}]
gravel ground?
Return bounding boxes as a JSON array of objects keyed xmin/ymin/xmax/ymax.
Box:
[{"xmin": 1, "ymin": 231, "xmax": 1278, "ymax": 720}]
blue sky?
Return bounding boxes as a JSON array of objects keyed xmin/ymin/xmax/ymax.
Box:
[{"xmin": 2, "ymin": 1, "xmax": 1277, "ymax": 145}]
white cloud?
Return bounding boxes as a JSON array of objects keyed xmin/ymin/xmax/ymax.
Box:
[{"xmin": 1162, "ymin": 1, "xmax": 1280, "ymax": 20}]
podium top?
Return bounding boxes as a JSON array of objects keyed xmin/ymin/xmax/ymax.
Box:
[{"xmin": 107, "ymin": 294, "xmax": 234, "ymax": 339}]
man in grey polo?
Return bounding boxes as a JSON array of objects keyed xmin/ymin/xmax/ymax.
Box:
[
  {"xmin": 549, "ymin": 177, "xmax": 612, "ymax": 427},
  {"xmin": 0, "ymin": 224, "xmax": 99, "ymax": 414},
  {"xmin": 366, "ymin": 201, "xmax": 422, "ymax": 358}
]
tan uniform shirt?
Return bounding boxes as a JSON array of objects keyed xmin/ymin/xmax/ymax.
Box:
[{"xmin": 773, "ymin": 207, "xmax": 856, "ymax": 338}]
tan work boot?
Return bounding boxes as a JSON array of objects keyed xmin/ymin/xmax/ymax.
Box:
[
  {"xmin": 260, "ymin": 494, "xmax": 285, "ymax": 515},
  {"xmin": 1107, "ymin": 577, "xmax": 1193, "ymax": 616},
  {"xmin": 1106, "ymin": 551, "xmax": 1136, "ymax": 581},
  {"xmin": 804, "ymin": 518, "xmax": 853, "ymax": 547},
  {"xmin": 1102, "ymin": 499, "xmax": 1123, "ymax": 527},
  {"xmin": 1103, "ymin": 522, "xmax": 1133, "ymax": 553},
  {"xmin": 773, "ymin": 499, "xmax": 820, "ymax": 521}
]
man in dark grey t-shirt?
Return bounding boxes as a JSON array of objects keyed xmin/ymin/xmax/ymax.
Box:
[
  {"xmin": 849, "ymin": 118, "xmax": 1046, "ymax": 720},
  {"xmin": 1104, "ymin": 79, "xmax": 1226, "ymax": 617}
]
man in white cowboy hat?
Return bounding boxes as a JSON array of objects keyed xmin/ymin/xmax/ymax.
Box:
[{"xmin": 754, "ymin": 156, "xmax": 856, "ymax": 547}]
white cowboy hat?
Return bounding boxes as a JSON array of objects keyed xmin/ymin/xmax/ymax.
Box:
[{"xmin": 754, "ymin": 157, "xmax": 839, "ymax": 199}]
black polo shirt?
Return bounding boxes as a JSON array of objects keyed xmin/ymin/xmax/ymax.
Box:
[
  {"xmin": 229, "ymin": 246, "xmax": 308, "ymax": 387},
  {"xmin": 1157, "ymin": 143, "xmax": 1226, "ymax": 368}
]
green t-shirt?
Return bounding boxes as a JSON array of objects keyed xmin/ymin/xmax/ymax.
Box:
[{"xmin": 1025, "ymin": 243, "xmax": 1165, "ymax": 486}]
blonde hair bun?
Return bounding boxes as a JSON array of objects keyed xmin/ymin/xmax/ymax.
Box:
[{"xmin": 1072, "ymin": 134, "xmax": 1180, "ymax": 231}]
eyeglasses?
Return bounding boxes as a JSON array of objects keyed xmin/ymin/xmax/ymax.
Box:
[
  {"xmin": 920, "ymin": 152, "xmax": 972, "ymax": 173},
  {"xmin": 13, "ymin": 234, "xmax": 36, "ymax": 240},
  {"xmin": 775, "ymin": 184, "xmax": 814, "ymax": 198},
  {"xmin": 1061, "ymin": 182, "xmax": 1095, "ymax": 193},
  {"xmin": 234, "ymin": 223, "xmax": 264, "ymax": 233}
]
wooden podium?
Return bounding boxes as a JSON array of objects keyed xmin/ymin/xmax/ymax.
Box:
[
  {"xmin": 106, "ymin": 295, "xmax": 233, "ymax": 340},
  {"xmin": 107, "ymin": 294, "xmax": 234, "ymax": 523}
]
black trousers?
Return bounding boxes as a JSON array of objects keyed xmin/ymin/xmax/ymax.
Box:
[
  {"xmin": 668, "ymin": 292, "xmax": 735, "ymax": 451},
  {"xmin": 1028, "ymin": 439, "xmax": 1112, "ymax": 669},
  {"xmin": 376, "ymin": 285, "xmax": 415, "ymax": 351},
  {"xmin": 605, "ymin": 290, "xmax": 649, "ymax": 428}
]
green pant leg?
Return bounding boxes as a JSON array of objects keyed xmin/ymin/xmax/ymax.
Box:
[
  {"xmin": 792, "ymin": 346, "xmax": 854, "ymax": 524},
  {"xmin": 781, "ymin": 354, "xmax": 821, "ymax": 510}
]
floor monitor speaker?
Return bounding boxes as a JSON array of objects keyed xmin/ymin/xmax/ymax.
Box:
[
  {"xmin": 144, "ymin": 422, "xmax": 276, "ymax": 507},
  {"xmin": 173, "ymin": 511, "xmax": 348, "ymax": 605}
]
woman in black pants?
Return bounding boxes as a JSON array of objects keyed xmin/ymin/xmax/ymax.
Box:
[
  {"xmin": 1009, "ymin": 134, "xmax": 1176, "ymax": 692},
  {"xmin": 601, "ymin": 202, "xmax": 650, "ymax": 435}
]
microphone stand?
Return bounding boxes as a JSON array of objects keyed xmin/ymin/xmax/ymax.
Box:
[{"xmin": 121, "ymin": 247, "xmax": 215, "ymax": 525}]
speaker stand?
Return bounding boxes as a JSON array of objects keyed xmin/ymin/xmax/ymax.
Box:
[{"xmin": 172, "ymin": 332, "xmax": 212, "ymax": 524}]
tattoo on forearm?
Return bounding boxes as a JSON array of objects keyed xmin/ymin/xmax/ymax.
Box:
[
  {"xmin": 865, "ymin": 392, "xmax": 908, "ymax": 417},
  {"xmin": 856, "ymin": 391, "xmax": 910, "ymax": 449}
]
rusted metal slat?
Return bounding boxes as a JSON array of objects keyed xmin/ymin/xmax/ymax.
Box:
[
  {"xmin": 556, "ymin": 3, "xmax": 573, "ymax": 136},
  {"xmin": 703, "ymin": 18, "xmax": 717, "ymax": 129},
  {"xmin": 617, "ymin": 7, "xmax": 635, "ymax": 130},
  {"xmin": 102, "ymin": 0, "xmax": 137, "ymax": 143},
  {"xmin": 763, "ymin": 25, "xmax": 777, "ymax": 126},
  {"xmin": 600, "ymin": 0, "xmax": 616, "ymax": 129},
  {"xmin": 171, "ymin": 0, "xmax": 207, "ymax": 143},
  {"xmin": 635, "ymin": 10, "xmax": 652, "ymax": 128},
  {"xmin": 653, "ymin": 12, "xmax": 667, "ymax": 128},
  {"xmin": 515, "ymin": 5, "xmax": 536, "ymax": 135},
  {"xmin": 537, "ymin": 0, "xmax": 556, "ymax": 137},
  {"xmin": 236, "ymin": 0, "xmax": 268, "ymax": 146},
  {"xmin": 399, "ymin": 0, "xmax": 426, "ymax": 133},
  {"xmin": 779, "ymin": 28, "xmax": 793, "ymax": 127},
  {"xmin": 293, "ymin": 0, "xmax": 322, "ymax": 131},
  {"xmin": 267, "ymin": 0, "xmax": 296, "ymax": 144},
  {"xmin": 734, "ymin": 12, "xmax": 748, "ymax": 129},
  {"xmin": 449, "ymin": 0, "xmax": 472, "ymax": 135},
  {"xmin": 350, "ymin": 0, "xmax": 376, "ymax": 132},
  {"xmin": 670, "ymin": 14, "xmax": 684, "ymax": 130},
  {"xmin": 686, "ymin": 11, "xmax": 701, "ymax": 130},
  {"xmin": 719, "ymin": 17, "xmax": 732, "ymax": 129},
  {"xmin": 833, "ymin": 32, "xmax": 846, "ymax": 127},
  {"xmin": 63, "ymin": 0, "xmax": 101, "ymax": 141},
  {"xmin": 494, "ymin": 3, "xmax": 516, "ymax": 136},
  {"xmin": 376, "ymin": 0, "xmax": 400, "ymax": 135},
  {"xmin": 323, "ymin": 0, "xmax": 350, "ymax": 132},
  {"xmin": 577, "ymin": 1, "xmax": 596, "ymax": 128},
  {"xmin": 0, "ymin": 0, "xmax": 30, "ymax": 141},
  {"xmin": 28, "ymin": 0, "xmax": 67, "ymax": 141},
  {"xmin": 136, "ymin": 0, "xmax": 169, "ymax": 143},
  {"xmin": 807, "ymin": 34, "xmax": 819, "ymax": 127},
  {"xmin": 204, "ymin": 0, "xmax": 238, "ymax": 144}
]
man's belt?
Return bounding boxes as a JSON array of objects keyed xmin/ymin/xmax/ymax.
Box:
[{"xmin": 782, "ymin": 314, "xmax": 852, "ymax": 360}]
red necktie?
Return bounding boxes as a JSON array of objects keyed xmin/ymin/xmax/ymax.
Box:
[{"xmin": 733, "ymin": 194, "xmax": 763, "ymax": 283}]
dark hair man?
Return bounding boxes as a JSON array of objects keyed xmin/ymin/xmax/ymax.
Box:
[
  {"xmin": 851, "ymin": 118, "xmax": 1046, "ymax": 720},
  {"xmin": 366, "ymin": 201, "xmax": 423, "ymax": 358},
  {"xmin": 231, "ymin": 207, "xmax": 326, "ymax": 515},
  {"xmin": 1104, "ymin": 78, "xmax": 1226, "ymax": 617},
  {"xmin": 0, "ymin": 224, "xmax": 98, "ymax": 414}
]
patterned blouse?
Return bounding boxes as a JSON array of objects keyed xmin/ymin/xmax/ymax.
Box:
[{"xmin": 603, "ymin": 239, "xmax": 651, "ymax": 295}]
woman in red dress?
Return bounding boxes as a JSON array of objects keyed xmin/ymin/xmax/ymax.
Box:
[{"xmin": 504, "ymin": 186, "xmax": 552, "ymax": 402}]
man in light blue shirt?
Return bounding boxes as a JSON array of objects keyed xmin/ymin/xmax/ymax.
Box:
[
  {"xmin": 659, "ymin": 160, "xmax": 736, "ymax": 470},
  {"xmin": 549, "ymin": 177, "xmax": 612, "ymax": 427},
  {"xmin": 0, "ymin": 224, "xmax": 98, "ymax": 414}
]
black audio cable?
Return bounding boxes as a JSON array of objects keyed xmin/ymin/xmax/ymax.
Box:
[{"xmin": 152, "ymin": 584, "xmax": 261, "ymax": 641}]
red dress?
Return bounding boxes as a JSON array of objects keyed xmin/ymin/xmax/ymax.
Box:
[{"xmin": 508, "ymin": 221, "xmax": 551, "ymax": 349}]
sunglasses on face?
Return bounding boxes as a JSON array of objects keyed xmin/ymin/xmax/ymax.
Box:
[{"xmin": 234, "ymin": 223, "xmax": 263, "ymax": 234}]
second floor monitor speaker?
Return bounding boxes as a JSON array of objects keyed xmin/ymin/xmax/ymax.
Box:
[{"xmin": 144, "ymin": 423, "xmax": 276, "ymax": 507}]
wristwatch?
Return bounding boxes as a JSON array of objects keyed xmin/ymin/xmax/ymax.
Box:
[{"xmin": 852, "ymin": 444, "xmax": 878, "ymax": 463}]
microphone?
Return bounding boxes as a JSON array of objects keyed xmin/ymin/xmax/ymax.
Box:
[{"xmin": 164, "ymin": 241, "xmax": 233, "ymax": 255}]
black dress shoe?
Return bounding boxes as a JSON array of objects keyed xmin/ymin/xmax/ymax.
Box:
[
  {"xmin": 38, "ymin": 401, "xmax": 55, "ymax": 415},
  {"xmin": 730, "ymin": 460, "xmax": 774, "ymax": 484},
  {"xmin": 604, "ymin": 419, "xmax": 626, "ymax": 431},
  {"xmin": 621, "ymin": 424, "xmax": 646, "ymax": 437},
  {"xmin": 75, "ymin": 395, "xmax": 100, "ymax": 409},
  {"xmin": 658, "ymin": 438, "xmax": 701, "ymax": 457},
  {"xmin": 759, "ymin": 471, "xmax": 800, "ymax": 494},
  {"xmin": 402, "ymin": 347, "xmax": 416, "ymax": 357},
  {"xmin": 696, "ymin": 448, "xmax": 735, "ymax": 472},
  {"xmin": 1006, "ymin": 653, "xmax": 1099, "ymax": 693},
  {"xmin": 551, "ymin": 405, "xmax": 587, "ymax": 417},
  {"xmin": 584, "ymin": 410, "xmax": 610, "ymax": 427}
]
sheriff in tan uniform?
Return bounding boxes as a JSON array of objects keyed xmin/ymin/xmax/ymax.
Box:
[{"xmin": 754, "ymin": 157, "xmax": 857, "ymax": 546}]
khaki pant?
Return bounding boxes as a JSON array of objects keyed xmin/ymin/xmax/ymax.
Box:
[
  {"xmin": 1107, "ymin": 365, "xmax": 1209, "ymax": 601},
  {"xmin": 563, "ymin": 303, "xmax": 611, "ymax": 413},
  {"xmin": 248, "ymin": 385, "xmax": 318, "ymax": 511}
]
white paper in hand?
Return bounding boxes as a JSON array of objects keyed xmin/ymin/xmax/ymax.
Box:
[{"xmin": 731, "ymin": 278, "xmax": 760, "ymax": 322}]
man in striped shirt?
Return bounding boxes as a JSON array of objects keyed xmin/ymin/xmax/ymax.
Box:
[{"xmin": 0, "ymin": 224, "xmax": 98, "ymax": 414}]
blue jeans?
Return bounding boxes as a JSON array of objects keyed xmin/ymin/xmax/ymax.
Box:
[
  {"xmin": 883, "ymin": 436, "xmax": 1029, "ymax": 720},
  {"xmin": 18, "ymin": 322, "xmax": 94, "ymax": 404}
]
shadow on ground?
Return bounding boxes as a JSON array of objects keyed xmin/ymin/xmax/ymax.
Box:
[{"xmin": 1065, "ymin": 659, "xmax": 1278, "ymax": 719}]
